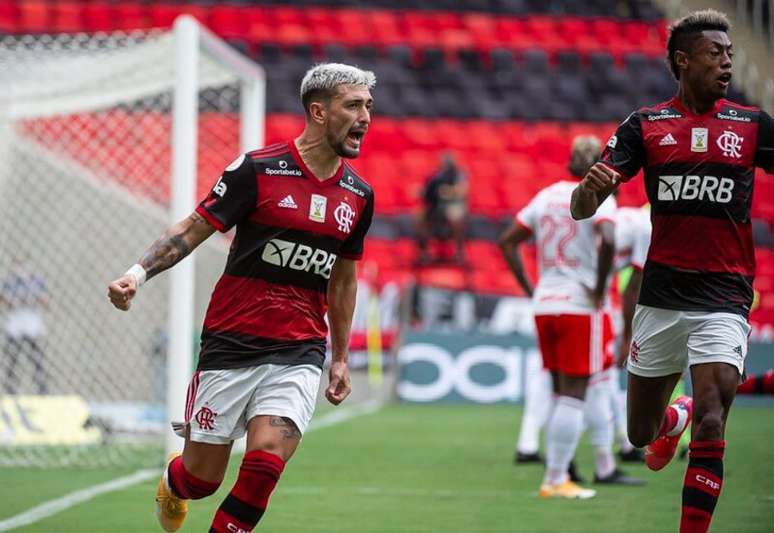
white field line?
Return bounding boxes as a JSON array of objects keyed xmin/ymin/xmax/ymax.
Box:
[
  {"xmin": 0, "ymin": 469, "xmax": 158, "ymax": 531},
  {"xmin": 0, "ymin": 400, "xmax": 383, "ymax": 531}
]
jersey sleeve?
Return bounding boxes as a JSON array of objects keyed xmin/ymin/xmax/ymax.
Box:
[
  {"xmin": 339, "ymin": 192, "xmax": 374, "ymax": 260},
  {"xmin": 195, "ymin": 154, "xmax": 257, "ymax": 232},
  {"xmin": 600, "ymin": 112, "xmax": 645, "ymax": 181},
  {"xmin": 755, "ymin": 111, "xmax": 774, "ymax": 172},
  {"xmin": 630, "ymin": 215, "xmax": 652, "ymax": 270},
  {"xmin": 515, "ymin": 192, "xmax": 540, "ymax": 233},
  {"xmin": 592, "ymin": 194, "xmax": 617, "ymax": 225}
]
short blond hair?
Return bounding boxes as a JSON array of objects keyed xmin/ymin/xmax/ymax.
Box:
[
  {"xmin": 300, "ymin": 63, "xmax": 376, "ymax": 115},
  {"xmin": 569, "ymin": 135, "xmax": 602, "ymax": 177}
]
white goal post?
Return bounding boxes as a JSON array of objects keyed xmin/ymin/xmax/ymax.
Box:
[
  {"xmin": 0, "ymin": 15, "xmax": 265, "ymax": 466},
  {"xmin": 167, "ymin": 15, "xmax": 265, "ymax": 456}
]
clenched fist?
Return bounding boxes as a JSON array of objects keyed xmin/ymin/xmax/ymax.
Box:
[
  {"xmin": 579, "ymin": 162, "xmax": 620, "ymax": 193},
  {"xmin": 107, "ymin": 275, "xmax": 138, "ymax": 311}
]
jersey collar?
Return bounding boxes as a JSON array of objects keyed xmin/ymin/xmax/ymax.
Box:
[
  {"xmin": 288, "ymin": 140, "xmax": 345, "ymax": 185},
  {"xmin": 670, "ymin": 96, "xmax": 724, "ymax": 117}
]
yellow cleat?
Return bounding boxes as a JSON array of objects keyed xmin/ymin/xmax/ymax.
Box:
[
  {"xmin": 155, "ymin": 454, "xmax": 188, "ymax": 532},
  {"xmin": 539, "ymin": 480, "xmax": 597, "ymax": 500}
]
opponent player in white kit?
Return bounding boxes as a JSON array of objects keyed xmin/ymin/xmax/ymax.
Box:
[
  {"xmin": 608, "ymin": 205, "xmax": 652, "ymax": 461},
  {"xmin": 500, "ymin": 136, "xmax": 623, "ymax": 498}
]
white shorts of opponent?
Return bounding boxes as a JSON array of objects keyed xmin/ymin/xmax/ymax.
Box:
[
  {"xmin": 173, "ymin": 364, "xmax": 322, "ymax": 445},
  {"xmin": 628, "ymin": 305, "xmax": 750, "ymax": 379}
]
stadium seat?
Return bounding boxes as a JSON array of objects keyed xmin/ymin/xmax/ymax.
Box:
[{"xmin": 17, "ymin": 0, "xmax": 48, "ymax": 33}]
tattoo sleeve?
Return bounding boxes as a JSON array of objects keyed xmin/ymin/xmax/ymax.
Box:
[{"xmin": 138, "ymin": 213, "xmax": 206, "ymax": 280}]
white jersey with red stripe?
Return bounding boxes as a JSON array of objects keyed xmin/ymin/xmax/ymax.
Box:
[
  {"xmin": 614, "ymin": 207, "xmax": 651, "ymax": 272},
  {"xmin": 517, "ymin": 180, "xmax": 617, "ymax": 315}
]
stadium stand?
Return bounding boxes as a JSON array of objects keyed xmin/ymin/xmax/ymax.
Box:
[{"xmin": 1, "ymin": 0, "xmax": 772, "ymax": 327}]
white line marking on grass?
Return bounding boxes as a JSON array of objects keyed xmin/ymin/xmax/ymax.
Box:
[
  {"xmin": 0, "ymin": 399, "xmax": 384, "ymax": 530},
  {"xmin": 307, "ymin": 399, "xmax": 383, "ymax": 432},
  {"xmin": 0, "ymin": 468, "xmax": 159, "ymax": 531}
]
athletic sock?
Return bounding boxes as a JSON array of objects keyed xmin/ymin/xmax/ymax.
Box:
[
  {"xmin": 680, "ymin": 441, "xmax": 724, "ymax": 533},
  {"xmin": 585, "ymin": 377, "xmax": 615, "ymax": 478},
  {"xmin": 737, "ymin": 370, "xmax": 774, "ymax": 395},
  {"xmin": 517, "ymin": 375, "xmax": 554, "ymax": 455},
  {"xmin": 210, "ymin": 450, "xmax": 285, "ymax": 533},
  {"xmin": 659, "ymin": 402, "xmax": 689, "ymax": 438},
  {"xmin": 544, "ymin": 396, "xmax": 585, "ymax": 485},
  {"xmin": 168, "ymin": 456, "xmax": 220, "ymax": 500}
]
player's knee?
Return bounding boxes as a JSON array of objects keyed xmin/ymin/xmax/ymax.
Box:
[
  {"xmin": 693, "ymin": 410, "xmax": 725, "ymax": 441},
  {"xmin": 627, "ymin": 426, "xmax": 654, "ymax": 448}
]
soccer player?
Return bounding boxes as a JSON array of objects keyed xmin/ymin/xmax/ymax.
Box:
[
  {"xmin": 499, "ymin": 135, "xmax": 621, "ymax": 498},
  {"xmin": 611, "ymin": 205, "xmax": 652, "ymax": 461},
  {"xmin": 570, "ymin": 11, "xmax": 774, "ymax": 532},
  {"xmin": 107, "ymin": 63, "xmax": 376, "ymax": 532}
]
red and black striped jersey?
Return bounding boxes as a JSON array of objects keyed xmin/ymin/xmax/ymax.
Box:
[
  {"xmin": 194, "ymin": 141, "xmax": 374, "ymax": 370},
  {"xmin": 601, "ymin": 97, "xmax": 774, "ymax": 317}
]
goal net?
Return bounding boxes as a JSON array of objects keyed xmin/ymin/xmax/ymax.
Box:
[{"xmin": 0, "ymin": 17, "xmax": 264, "ymax": 467}]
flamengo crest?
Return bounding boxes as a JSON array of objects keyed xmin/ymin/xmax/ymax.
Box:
[
  {"xmin": 334, "ymin": 201, "xmax": 356, "ymax": 234},
  {"xmin": 716, "ymin": 130, "xmax": 744, "ymax": 159}
]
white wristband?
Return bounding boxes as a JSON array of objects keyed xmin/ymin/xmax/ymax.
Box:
[{"xmin": 125, "ymin": 264, "xmax": 147, "ymax": 287}]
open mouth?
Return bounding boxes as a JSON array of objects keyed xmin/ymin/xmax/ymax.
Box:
[
  {"xmin": 717, "ymin": 72, "xmax": 732, "ymax": 88},
  {"xmin": 346, "ymin": 130, "xmax": 365, "ymax": 146}
]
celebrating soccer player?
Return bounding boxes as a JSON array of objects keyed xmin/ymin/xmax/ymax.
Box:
[
  {"xmin": 107, "ymin": 63, "xmax": 375, "ymax": 532},
  {"xmin": 571, "ymin": 10, "xmax": 774, "ymax": 532}
]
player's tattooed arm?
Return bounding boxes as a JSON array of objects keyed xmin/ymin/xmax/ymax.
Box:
[
  {"xmin": 139, "ymin": 211, "xmax": 216, "ymax": 280},
  {"xmin": 270, "ymin": 417, "xmax": 302, "ymax": 440}
]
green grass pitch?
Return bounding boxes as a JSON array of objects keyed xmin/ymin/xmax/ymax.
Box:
[{"xmin": 1, "ymin": 404, "xmax": 772, "ymax": 532}]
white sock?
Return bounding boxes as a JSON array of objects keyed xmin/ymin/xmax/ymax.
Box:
[
  {"xmin": 544, "ymin": 396, "xmax": 585, "ymax": 486},
  {"xmin": 594, "ymin": 447, "xmax": 616, "ymax": 479},
  {"xmin": 517, "ymin": 368, "xmax": 553, "ymax": 454},
  {"xmin": 585, "ymin": 377, "xmax": 616, "ymax": 478},
  {"xmin": 666, "ymin": 403, "xmax": 690, "ymax": 437}
]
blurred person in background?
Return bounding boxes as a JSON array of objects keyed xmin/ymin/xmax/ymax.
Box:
[
  {"xmin": 416, "ymin": 152, "xmax": 468, "ymax": 264},
  {"xmin": 499, "ymin": 135, "xmax": 642, "ymax": 498},
  {"xmin": 609, "ymin": 205, "xmax": 652, "ymax": 462},
  {"xmin": 1, "ymin": 258, "xmax": 49, "ymax": 395}
]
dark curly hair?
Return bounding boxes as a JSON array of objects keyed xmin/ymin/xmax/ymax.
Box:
[{"xmin": 666, "ymin": 9, "xmax": 730, "ymax": 81}]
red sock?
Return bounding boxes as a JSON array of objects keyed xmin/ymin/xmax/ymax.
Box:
[
  {"xmin": 737, "ymin": 370, "xmax": 774, "ymax": 395},
  {"xmin": 210, "ymin": 450, "xmax": 285, "ymax": 533},
  {"xmin": 168, "ymin": 456, "xmax": 220, "ymax": 500},
  {"xmin": 680, "ymin": 441, "xmax": 724, "ymax": 533},
  {"xmin": 658, "ymin": 405, "xmax": 679, "ymax": 437}
]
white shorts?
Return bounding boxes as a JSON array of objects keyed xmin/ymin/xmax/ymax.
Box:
[
  {"xmin": 176, "ymin": 364, "xmax": 322, "ymax": 445},
  {"xmin": 627, "ymin": 305, "xmax": 750, "ymax": 379}
]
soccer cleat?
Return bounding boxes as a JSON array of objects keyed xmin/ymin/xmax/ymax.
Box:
[
  {"xmin": 645, "ymin": 396, "xmax": 693, "ymax": 471},
  {"xmin": 515, "ymin": 451, "xmax": 543, "ymax": 464},
  {"xmin": 567, "ymin": 460, "xmax": 585, "ymax": 484},
  {"xmin": 618, "ymin": 448, "xmax": 645, "ymax": 463},
  {"xmin": 539, "ymin": 480, "xmax": 596, "ymax": 499},
  {"xmin": 156, "ymin": 453, "xmax": 188, "ymax": 532},
  {"xmin": 593, "ymin": 468, "xmax": 646, "ymax": 486}
]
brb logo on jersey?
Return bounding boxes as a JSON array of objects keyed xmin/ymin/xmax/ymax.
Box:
[
  {"xmin": 657, "ymin": 175, "xmax": 734, "ymax": 203},
  {"xmin": 262, "ymin": 238, "xmax": 336, "ymax": 279},
  {"xmin": 334, "ymin": 201, "xmax": 356, "ymax": 234}
]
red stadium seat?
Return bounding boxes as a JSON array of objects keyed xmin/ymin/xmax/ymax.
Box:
[
  {"xmin": 81, "ymin": 2, "xmax": 114, "ymax": 33},
  {"xmin": 112, "ymin": 3, "xmax": 148, "ymax": 32},
  {"xmin": 18, "ymin": 0, "xmax": 49, "ymax": 33},
  {"xmin": 0, "ymin": 0, "xmax": 18, "ymax": 33},
  {"xmin": 51, "ymin": 1, "xmax": 83, "ymax": 33},
  {"xmin": 208, "ymin": 5, "xmax": 247, "ymax": 41}
]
